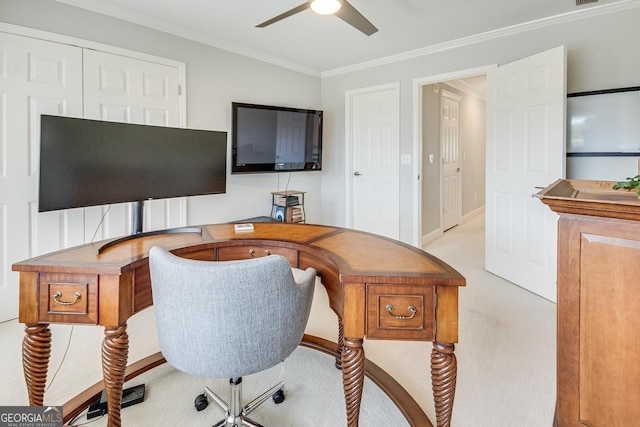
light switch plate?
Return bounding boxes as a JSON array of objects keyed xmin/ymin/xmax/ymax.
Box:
[{"xmin": 401, "ymin": 154, "xmax": 411, "ymax": 165}]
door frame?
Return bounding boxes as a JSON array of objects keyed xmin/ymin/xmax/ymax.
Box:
[
  {"xmin": 412, "ymin": 65, "xmax": 495, "ymax": 248},
  {"xmin": 344, "ymin": 82, "xmax": 400, "ymax": 230}
]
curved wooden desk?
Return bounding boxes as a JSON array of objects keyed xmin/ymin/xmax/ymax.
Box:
[{"xmin": 14, "ymin": 223, "xmax": 465, "ymax": 427}]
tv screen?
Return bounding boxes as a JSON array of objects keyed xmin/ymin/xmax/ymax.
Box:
[
  {"xmin": 39, "ymin": 115, "xmax": 227, "ymax": 213},
  {"xmin": 231, "ymin": 102, "xmax": 322, "ymax": 173}
]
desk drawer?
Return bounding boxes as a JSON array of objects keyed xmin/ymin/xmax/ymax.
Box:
[
  {"xmin": 180, "ymin": 248, "xmax": 215, "ymax": 261},
  {"xmin": 218, "ymin": 246, "xmax": 298, "ymax": 266},
  {"xmin": 366, "ymin": 284, "xmax": 434, "ymax": 340},
  {"xmin": 38, "ymin": 273, "xmax": 98, "ymax": 324}
]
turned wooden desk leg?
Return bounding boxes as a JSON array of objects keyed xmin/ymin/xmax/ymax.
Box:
[
  {"xmin": 22, "ymin": 323, "xmax": 52, "ymax": 406},
  {"xmin": 102, "ymin": 324, "xmax": 129, "ymax": 427},
  {"xmin": 431, "ymin": 341, "xmax": 457, "ymax": 427},
  {"xmin": 342, "ymin": 337, "xmax": 365, "ymax": 427}
]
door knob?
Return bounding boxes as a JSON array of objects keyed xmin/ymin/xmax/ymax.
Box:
[{"xmin": 354, "ymin": 171, "xmax": 362, "ymax": 176}]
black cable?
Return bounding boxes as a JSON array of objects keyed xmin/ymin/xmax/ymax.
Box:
[
  {"xmin": 90, "ymin": 205, "xmax": 112, "ymax": 244},
  {"xmin": 44, "ymin": 325, "xmax": 75, "ymax": 393}
]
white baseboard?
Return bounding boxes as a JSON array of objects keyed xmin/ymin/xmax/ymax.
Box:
[
  {"xmin": 462, "ymin": 206, "xmax": 485, "ymax": 223},
  {"xmin": 421, "ymin": 206, "xmax": 485, "ymax": 248},
  {"xmin": 421, "ymin": 228, "xmax": 443, "ymax": 247}
]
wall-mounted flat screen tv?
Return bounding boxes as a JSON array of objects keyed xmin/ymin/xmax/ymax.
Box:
[
  {"xmin": 231, "ymin": 102, "xmax": 322, "ymax": 173},
  {"xmin": 39, "ymin": 115, "xmax": 228, "ymax": 214}
]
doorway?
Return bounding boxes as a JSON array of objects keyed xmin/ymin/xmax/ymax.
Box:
[
  {"xmin": 413, "ymin": 67, "xmax": 490, "ymax": 248},
  {"xmin": 414, "ymin": 47, "xmax": 566, "ymax": 302}
]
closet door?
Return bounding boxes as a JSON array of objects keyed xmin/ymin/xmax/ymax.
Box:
[
  {"xmin": 82, "ymin": 50, "xmax": 184, "ymax": 240},
  {"xmin": 0, "ymin": 32, "xmax": 82, "ymax": 321}
]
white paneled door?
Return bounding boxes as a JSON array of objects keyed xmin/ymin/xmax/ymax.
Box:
[
  {"xmin": 0, "ymin": 32, "xmax": 184, "ymax": 322},
  {"xmin": 441, "ymin": 90, "xmax": 462, "ymax": 231},
  {"xmin": 0, "ymin": 32, "xmax": 83, "ymax": 321},
  {"xmin": 485, "ymin": 46, "xmax": 566, "ymax": 302},
  {"xmin": 348, "ymin": 83, "xmax": 400, "ymax": 240},
  {"xmin": 82, "ymin": 49, "xmax": 183, "ymax": 239}
]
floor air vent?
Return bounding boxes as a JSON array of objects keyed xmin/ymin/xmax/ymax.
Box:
[{"xmin": 576, "ymin": 0, "xmax": 599, "ymax": 5}]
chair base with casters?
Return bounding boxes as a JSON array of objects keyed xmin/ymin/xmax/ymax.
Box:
[{"xmin": 194, "ymin": 377, "xmax": 285, "ymax": 427}]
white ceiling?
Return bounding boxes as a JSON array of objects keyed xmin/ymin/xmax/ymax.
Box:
[{"xmin": 55, "ymin": 0, "xmax": 626, "ymax": 75}]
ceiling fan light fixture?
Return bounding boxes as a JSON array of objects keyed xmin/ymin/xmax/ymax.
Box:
[{"xmin": 310, "ymin": 0, "xmax": 341, "ymax": 15}]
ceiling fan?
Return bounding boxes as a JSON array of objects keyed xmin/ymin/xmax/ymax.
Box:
[{"xmin": 256, "ymin": 0, "xmax": 378, "ymax": 36}]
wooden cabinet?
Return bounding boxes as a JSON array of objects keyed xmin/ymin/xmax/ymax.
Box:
[{"xmin": 537, "ymin": 179, "xmax": 640, "ymax": 426}]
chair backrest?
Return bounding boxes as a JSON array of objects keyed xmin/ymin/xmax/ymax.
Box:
[{"xmin": 149, "ymin": 246, "xmax": 316, "ymax": 378}]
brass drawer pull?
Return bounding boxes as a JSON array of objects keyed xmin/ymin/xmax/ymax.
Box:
[
  {"xmin": 385, "ymin": 304, "xmax": 417, "ymax": 320},
  {"xmin": 249, "ymin": 249, "xmax": 271, "ymax": 257},
  {"xmin": 53, "ymin": 291, "xmax": 81, "ymax": 306}
]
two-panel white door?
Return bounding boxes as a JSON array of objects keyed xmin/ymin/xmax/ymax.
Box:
[
  {"xmin": 0, "ymin": 32, "xmax": 183, "ymax": 321},
  {"xmin": 485, "ymin": 46, "xmax": 566, "ymax": 302},
  {"xmin": 348, "ymin": 83, "xmax": 400, "ymax": 240},
  {"xmin": 0, "ymin": 32, "xmax": 83, "ymax": 321}
]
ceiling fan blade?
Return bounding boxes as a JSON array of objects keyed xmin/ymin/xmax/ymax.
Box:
[
  {"xmin": 256, "ymin": 2, "xmax": 311, "ymax": 28},
  {"xmin": 335, "ymin": 0, "xmax": 378, "ymax": 36}
]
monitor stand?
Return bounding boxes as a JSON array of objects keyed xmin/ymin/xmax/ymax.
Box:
[{"xmin": 96, "ymin": 200, "xmax": 202, "ymax": 255}]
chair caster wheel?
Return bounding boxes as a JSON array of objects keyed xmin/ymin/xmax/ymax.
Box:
[
  {"xmin": 272, "ymin": 389, "xmax": 285, "ymax": 404},
  {"xmin": 194, "ymin": 393, "xmax": 208, "ymax": 411}
]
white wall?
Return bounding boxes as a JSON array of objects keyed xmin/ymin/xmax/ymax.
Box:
[
  {"xmin": 3, "ymin": 1, "xmax": 640, "ymax": 236},
  {"xmin": 320, "ymin": 6, "xmax": 640, "ymax": 243},
  {"xmin": 421, "ymin": 84, "xmax": 440, "ymax": 235},
  {"xmin": 0, "ymin": 0, "xmax": 323, "ymax": 224},
  {"xmin": 459, "ymin": 88, "xmax": 486, "ymax": 217}
]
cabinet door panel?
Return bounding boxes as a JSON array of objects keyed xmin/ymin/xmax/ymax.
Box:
[{"xmin": 578, "ymin": 232, "xmax": 640, "ymax": 426}]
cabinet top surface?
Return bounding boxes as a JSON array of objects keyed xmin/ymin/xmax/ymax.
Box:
[{"xmin": 536, "ymin": 179, "xmax": 640, "ymax": 220}]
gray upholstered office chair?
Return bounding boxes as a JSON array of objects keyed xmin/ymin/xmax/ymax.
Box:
[{"xmin": 148, "ymin": 246, "xmax": 316, "ymax": 427}]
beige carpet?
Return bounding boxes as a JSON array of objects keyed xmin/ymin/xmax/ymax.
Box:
[
  {"xmin": 66, "ymin": 345, "xmax": 408, "ymax": 426},
  {"xmin": 0, "ymin": 213, "xmax": 557, "ymax": 426}
]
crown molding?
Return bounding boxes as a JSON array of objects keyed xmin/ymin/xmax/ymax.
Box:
[
  {"xmin": 52, "ymin": 0, "xmax": 321, "ymax": 78},
  {"xmin": 321, "ymin": 0, "xmax": 640, "ymax": 77},
  {"xmin": 52, "ymin": 0, "xmax": 640, "ymax": 79}
]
